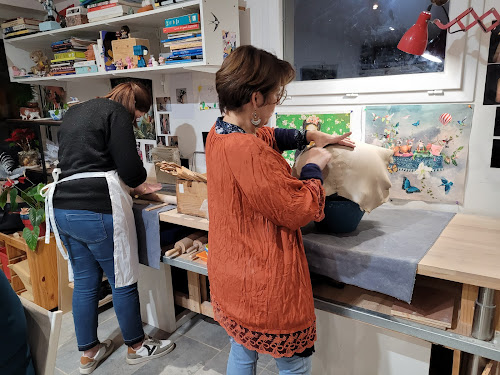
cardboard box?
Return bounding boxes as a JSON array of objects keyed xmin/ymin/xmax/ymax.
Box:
[
  {"xmin": 152, "ymin": 146, "xmax": 181, "ymax": 184},
  {"xmin": 111, "ymin": 37, "xmax": 150, "ymax": 67},
  {"xmin": 176, "ymin": 179, "xmax": 208, "ymax": 219}
]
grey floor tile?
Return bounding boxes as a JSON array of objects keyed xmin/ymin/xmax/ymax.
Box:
[
  {"xmin": 183, "ymin": 319, "xmax": 230, "ymax": 350},
  {"xmin": 90, "ymin": 339, "xmax": 147, "ymax": 375},
  {"xmin": 174, "ymin": 314, "xmax": 202, "ymax": 335},
  {"xmin": 55, "ymin": 338, "xmax": 82, "ymax": 375},
  {"xmin": 194, "ymin": 369, "xmax": 225, "ymax": 375},
  {"xmin": 98, "ymin": 304, "xmax": 116, "ymax": 324},
  {"xmin": 221, "ymin": 341, "xmax": 231, "ymax": 353},
  {"xmin": 131, "ymin": 336, "xmax": 219, "ymax": 375},
  {"xmin": 258, "ymin": 370, "xmax": 276, "ymax": 375},
  {"xmin": 54, "ymin": 367, "xmax": 67, "ymax": 375},
  {"xmin": 58, "ymin": 313, "xmax": 76, "ymax": 348},
  {"xmin": 197, "ymin": 350, "xmax": 229, "ymax": 374}
]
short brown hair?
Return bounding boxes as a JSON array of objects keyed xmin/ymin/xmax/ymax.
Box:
[
  {"xmin": 104, "ymin": 82, "xmax": 151, "ymax": 119},
  {"xmin": 216, "ymin": 45, "xmax": 295, "ymax": 113}
]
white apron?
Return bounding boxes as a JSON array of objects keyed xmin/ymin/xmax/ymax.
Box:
[{"xmin": 41, "ymin": 168, "xmax": 139, "ymax": 288}]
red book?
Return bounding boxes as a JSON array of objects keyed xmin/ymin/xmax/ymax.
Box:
[
  {"xmin": 88, "ymin": 3, "xmax": 117, "ymax": 12},
  {"xmin": 163, "ymin": 23, "xmax": 200, "ymax": 34}
]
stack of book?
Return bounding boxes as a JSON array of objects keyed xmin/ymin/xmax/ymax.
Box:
[
  {"xmin": 161, "ymin": 13, "xmax": 202, "ymax": 64},
  {"xmin": 1, "ymin": 18, "xmax": 41, "ymax": 39},
  {"xmin": 83, "ymin": 0, "xmax": 141, "ymax": 22},
  {"xmin": 50, "ymin": 38, "xmax": 95, "ymax": 76}
]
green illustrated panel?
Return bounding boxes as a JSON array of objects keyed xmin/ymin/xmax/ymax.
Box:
[{"xmin": 275, "ymin": 113, "xmax": 351, "ymax": 166}]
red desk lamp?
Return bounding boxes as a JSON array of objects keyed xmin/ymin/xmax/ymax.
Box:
[{"xmin": 398, "ymin": 0, "xmax": 500, "ymax": 56}]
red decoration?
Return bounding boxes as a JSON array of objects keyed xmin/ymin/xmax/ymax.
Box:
[{"xmin": 397, "ymin": 11, "xmax": 431, "ymax": 56}]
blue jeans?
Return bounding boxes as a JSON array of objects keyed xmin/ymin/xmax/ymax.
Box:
[
  {"xmin": 227, "ymin": 338, "xmax": 312, "ymax": 375},
  {"xmin": 54, "ymin": 209, "xmax": 144, "ymax": 351}
]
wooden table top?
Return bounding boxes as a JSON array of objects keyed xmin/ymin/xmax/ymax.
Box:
[
  {"xmin": 417, "ymin": 214, "xmax": 500, "ymax": 290},
  {"xmin": 159, "ymin": 210, "xmax": 500, "ymax": 290}
]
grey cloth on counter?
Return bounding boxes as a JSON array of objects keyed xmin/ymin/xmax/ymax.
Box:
[
  {"xmin": 302, "ymin": 208, "xmax": 455, "ymax": 302},
  {"xmin": 133, "ymin": 203, "xmax": 176, "ymax": 269}
]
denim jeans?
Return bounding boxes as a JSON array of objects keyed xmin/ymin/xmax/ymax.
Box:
[
  {"xmin": 54, "ymin": 209, "xmax": 144, "ymax": 351},
  {"xmin": 227, "ymin": 338, "xmax": 312, "ymax": 375}
]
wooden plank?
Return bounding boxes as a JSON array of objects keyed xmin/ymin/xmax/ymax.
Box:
[
  {"xmin": 452, "ymin": 350, "xmax": 461, "ymax": 375},
  {"xmin": 98, "ymin": 294, "xmax": 113, "ymax": 308},
  {"xmin": 200, "ymin": 301, "xmax": 214, "ymax": 318},
  {"xmin": 187, "ymin": 271, "xmax": 201, "ymax": 313},
  {"xmin": 482, "ymin": 361, "xmax": 495, "ymax": 375},
  {"xmin": 455, "ymin": 284, "xmax": 478, "ymax": 337},
  {"xmin": 26, "ymin": 238, "xmax": 58, "ymax": 310},
  {"xmin": 200, "ymin": 275, "xmax": 208, "ymax": 302},
  {"xmin": 11, "ymin": 274, "xmax": 26, "ymax": 293},
  {"xmin": 57, "ymin": 246, "xmax": 73, "ymax": 313},
  {"xmin": 418, "ymin": 214, "xmax": 500, "ymax": 289},
  {"xmin": 495, "ymin": 292, "xmax": 500, "ymax": 332},
  {"xmin": 159, "ymin": 208, "xmax": 209, "ymax": 231}
]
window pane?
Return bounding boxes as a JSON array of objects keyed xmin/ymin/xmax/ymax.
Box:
[{"xmin": 284, "ymin": 0, "xmax": 449, "ymax": 81}]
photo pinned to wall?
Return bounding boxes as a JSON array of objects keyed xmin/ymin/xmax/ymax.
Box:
[
  {"xmin": 136, "ymin": 141, "xmax": 143, "ymax": 161},
  {"xmin": 222, "ymin": 30, "xmax": 237, "ymax": 59},
  {"xmin": 492, "ymin": 139, "xmax": 500, "ymax": 168},
  {"xmin": 158, "ymin": 113, "xmax": 170, "ymax": 135},
  {"xmin": 176, "ymin": 88, "xmax": 187, "ymax": 104},
  {"xmin": 495, "ymin": 107, "xmax": 500, "ymax": 136},
  {"xmin": 488, "ymin": 23, "xmax": 500, "ymax": 63},
  {"xmin": 168, "ymin": 136, "xmax": 178, "ymax": 147},
  {"xmin": 365, "ymin": 104, "xmax": 474, "ymax": 204},
  {"xmin": 156, "ymin": 96, "xmax": 172, "ymax": 112},
  {"xmin": 143, "ymin": 141, "xmax": 156, "ymax": 164},
  {"xmin": 484, "ymin": 65, "xmax": 500, "ymax": 105},
  {"xmin": 41, "ymin": 86, "xmax": 66, "ymax": 116},
  {"xmin": 157, "ymin": 135, "xmax": 166, "ymax": 146},
  {"xmin": 111, "ymin": 78, "xmax": 155, "ymax": 140},
  {"xmin": 275, "ymin": 113, "xmax": 351, "ymax": 167},
  {"xmin": 197, "ymin": 84, "xmax": 218, "ymax": 110}
]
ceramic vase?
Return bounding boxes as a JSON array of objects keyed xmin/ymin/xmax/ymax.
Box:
[{"xmin": 20, "ymin": 211, "xmax": 46, "ymax": 237}]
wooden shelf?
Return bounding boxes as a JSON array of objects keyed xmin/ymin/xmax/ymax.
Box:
[
  {"xmin": 6, "ymin": 118, "xmax": 62, "ymax": 126},
  {"xmin": 159, "ymin": 208, "xmax": 208, "ymax": 231}
]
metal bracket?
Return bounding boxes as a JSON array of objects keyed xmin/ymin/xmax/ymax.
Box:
[{"xmin": 428, "ymin": 89, "xmax": 445, "ymax": 95}]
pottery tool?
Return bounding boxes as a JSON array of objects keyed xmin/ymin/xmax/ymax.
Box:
[
  {"xmin": 156, "ymin": 161, "xmax": 207, "ymax": 183},
  {"xmin": 190, "ymin": 242, "xmax": 208, "ymax": 260},
  {"xmin": 145, "ymin": 202, "xmax": 170, "ymax": 212},
  {"xmin": 186, "ymin": 236, "xmax": 208, "ymax": 254},
  {"xmin": 164, "ymin": 231, "xmax": 205, "ymax": 258}
]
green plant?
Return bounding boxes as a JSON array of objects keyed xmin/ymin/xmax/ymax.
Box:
[
  {"xmin": 13, "ymin": 84, "xmax": 36, "ymax": 108},
  {"xmin": 0, "ymin": 176, "xmax": 45, "ymax": 251}
]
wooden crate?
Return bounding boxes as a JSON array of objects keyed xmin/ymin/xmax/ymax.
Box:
[
  {"xmin": 111, "ymin": 38, "xmax": 150, "ymax": 67},
  {"xmin": 176, "ymin": 179, "xmax": 208, "ymax": 219}
]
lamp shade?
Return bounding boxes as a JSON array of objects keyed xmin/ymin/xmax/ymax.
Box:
[{"xmin": 398, "ymin": 11, "xmax": 431, "ymax": 55}]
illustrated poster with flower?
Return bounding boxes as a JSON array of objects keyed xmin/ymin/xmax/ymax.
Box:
[
  {"xmin": 275, "ymin": 113, "xmax": 351, "ymax": 167},
  {"xmin": 365, "ymin": 104, "xmax": 473, "ymax": 204}
]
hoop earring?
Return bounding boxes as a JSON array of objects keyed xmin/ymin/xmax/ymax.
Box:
[{"xmin": 251, "ymin": 111, "xmax": 262, "ymax": 126}]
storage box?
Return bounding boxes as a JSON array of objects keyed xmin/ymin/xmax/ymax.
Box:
[
  {"xmin": 152, "ymin": 146, "xmax": 181, "ymax": 184},
  {"xmin": 176, "ymin": 179, "xmax": 208, "ymax": 219},
  {"xmin": 66, "ymin": 6, "xmax": 88, "ymax": 26},
  {"xmin": 76, "ymin": 65, "xmax": 98, "ymax": 74},
  {"xmin": 111, "ymin": 38, "xmax": 150, "ymax": 67}
]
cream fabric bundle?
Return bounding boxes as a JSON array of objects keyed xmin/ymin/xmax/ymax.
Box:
[{"xmin": 293, "ymin": 143, "xmax": 394, "ymax": 213}]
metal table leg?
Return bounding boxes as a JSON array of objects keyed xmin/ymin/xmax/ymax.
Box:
[{"xmin": 461, "ymin": 288, "xmax": 497, "ymax": 375}]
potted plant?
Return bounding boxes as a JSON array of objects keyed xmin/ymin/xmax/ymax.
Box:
[
  {"xmin": 14, "ymin": 84, "xmax": 41, "ymax": 120},
  {"xmin": 0, "ymin": 175, "xmax": 46, "ymax": 251},
  {"xmin": 5, "ymin": 128, "xmax": 40, "ymax": 167}
]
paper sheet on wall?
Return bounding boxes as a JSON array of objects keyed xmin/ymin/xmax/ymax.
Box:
[
  {"xmin": 275, "ymin": 113, "xmax": 351, "ymax": 167},
  {"xmin": 364, "ymin": 104, "xmax": 473, "ymax": 204},
  {"xmin": 197, "ymin": 84, "xmax": 218, "ymax": 110},
  {"xmin": 170, "ymin": 72, "xmax": 195, "ymax": 119}
]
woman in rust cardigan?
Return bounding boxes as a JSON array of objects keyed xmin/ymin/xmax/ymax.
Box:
[{"xmin": 206, "ymin": 45, "xmax": 355, "ymax": 375}]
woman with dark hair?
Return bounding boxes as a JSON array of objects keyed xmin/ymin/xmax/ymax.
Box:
[
  {"xmin": 206, "ymin": 45, "xmax": 355, "ymax": 374},
  {"xmin": 44, "ymin": 82, "xmax": 175, "ymax": 374}
]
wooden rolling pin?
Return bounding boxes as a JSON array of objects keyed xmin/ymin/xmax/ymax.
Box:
[
  {"xmin": 164, "ymin": 231, "xmax": 205, "ymax": 258},
  {"xmin": 186, "ymin": 236, "xmax": 208, "ymax": 254}
]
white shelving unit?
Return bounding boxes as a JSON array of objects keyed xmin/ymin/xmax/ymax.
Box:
[{"xmin": 4, "ymin": 0, "xmax": 239, "ymax": 85}]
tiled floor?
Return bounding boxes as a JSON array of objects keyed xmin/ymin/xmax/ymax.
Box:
[{"xmin": 55, "ymin": 305, "xmax": 280, "ymax": 375}]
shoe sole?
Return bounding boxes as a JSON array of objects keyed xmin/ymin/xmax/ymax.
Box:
[
  {"xmin": 126, "ymin": 343, "xmax": 176, "ymax": 365},
  {"xmin": 80, "ymin": 343, "xmax": 114, "ymax": 375}
]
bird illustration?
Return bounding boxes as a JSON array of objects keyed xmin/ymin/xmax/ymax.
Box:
[
  {"xmin": 439, "ymin": 178, "xmax": 454, "ymax": 194},
  {"xmin": 457, "ymin": 117, "xmax": 467, "ymax": 126},
  {"xmin": 209, "ymin": 12, "xmax": 220, "ymax": 31},
  {"xmin": 412, "ymin": 120, "xmax": 420, "ymax": 127}
]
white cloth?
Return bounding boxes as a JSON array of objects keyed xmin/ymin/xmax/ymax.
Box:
[{"xmin": 41, "ymin": 169, "xmax": 139, "ymax": 288}]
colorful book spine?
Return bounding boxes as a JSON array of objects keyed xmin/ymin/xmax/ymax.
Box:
[
  {"xmin": 164, "ymin": 13, "xmax": 199, "ymax": 28},
  {"xmin": 88, "ymin": 3, "xmax": 117, "ymax": 12},
  {"xmin": 172, "ymin": 48, "xmax": 202, "ymax": 57},
  {"xmin": 73, "ymin": 60, "xmax": 97, "ymax": 67},
  {"xmin": 2, "ymin": 24, "xmax": 39, "ymax": 33},
  {"xmin": 87, "ymin": 0, "xmax": 116, "ymax": 8},
  {"xmin": 168, "ymin": 41, "xmax": 202, "ymax": 50},
  {"xmin": 1, "ymin": 18, "xmax": 41, "ymax": 29},
  {"xmin": 163, "ymin": 23, "xmax": 200, "ymax": 34},
  {"xmin": 161, "ymin": 33, "xmax": 201, "ymax": 43},
  {"xmin": 54, "ymin": 51, "xmax": 87, "ymax": 60}
]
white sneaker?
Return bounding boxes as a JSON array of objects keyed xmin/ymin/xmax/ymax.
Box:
[
  {"xmin": 79, "ymin": 339, "xmax": 114, "ymax": 374},
  {"xmin": 126, "ymin": 335, "xmax": 176, "ymax": 365}
]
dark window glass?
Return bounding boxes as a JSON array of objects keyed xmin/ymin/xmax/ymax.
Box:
[{"xmin": 284, "ymin": 0, "xmax": 449, "ymax": 81}]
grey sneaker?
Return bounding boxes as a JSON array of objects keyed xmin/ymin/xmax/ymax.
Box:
[
  {"xmin": 79, "ymin": 339, "xmax": 114, "ymax": 374},
  {"xmin": 126, "ymin": 335, "xmax": 175, "ymax": 365}
]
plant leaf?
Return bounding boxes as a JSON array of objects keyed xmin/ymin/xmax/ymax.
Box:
[
  {"xmin": 457, "ymin": 146, "xmax": 464, "ymax": 151},
  {"xmin": 29, "ymin": 207, "xmax": 44, "ymax": 227},
  {"xmin": 23, "ymin": 227, "xmax": 39, "ymax": 251},
  {"xmin": 10, "ymin": 189, "xmax": 18, "ymax": 212},
  {"xmin": 0, "ymin": 189, "xmax": 8, "ymax": 210},
  {"xmin": 452, "ymin": 159, "xmax": 458, "ymax": 166}
]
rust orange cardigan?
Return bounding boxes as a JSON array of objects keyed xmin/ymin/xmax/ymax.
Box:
[{"xmin": 206, "ymin": 125, "xmax": 325, "ymax": 357}]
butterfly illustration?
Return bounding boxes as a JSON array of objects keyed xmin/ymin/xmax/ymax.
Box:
[
  {"xmin": 439, "ymin": 178, "xmax": 454, "ymax": 194},
  {"xmin": 402, "ymin": 177, "xmax": 421, "ymax": 194},
  {"xmin": 394, "ymin": 122, "xmax": 399, "ymax": 128},
  {"xmin": 412, "ymin": 120, "xmax": 420, "ymax": 127},
  {"xmin": 387, "ymin": 164, "xmax": 398, "ymax": 174},
  {"xmin": 372, "ymin": 113, "xmax": 381, "ymax": 122},
  {"xmin": 457, "ymin": 117, "xmax": 467, "ymax": 126}
]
